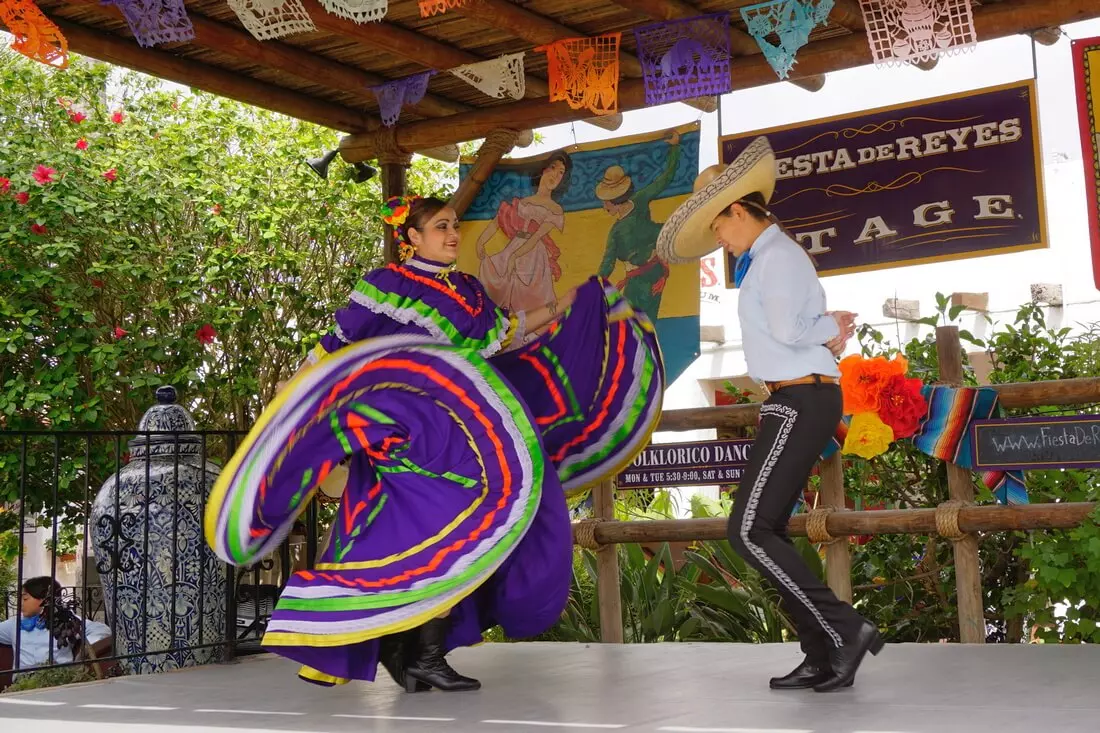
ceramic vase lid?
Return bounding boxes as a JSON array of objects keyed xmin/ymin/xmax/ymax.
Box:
[{"xmin": 130, "ymin": 386, "xmax": 202, "ymax": 458}]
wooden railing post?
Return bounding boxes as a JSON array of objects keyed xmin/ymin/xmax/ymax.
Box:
[
  {"xmin": 594, "ymin": 480, "xmax": 624, "ymax": 643},
  {"xmin": 817, "ymin": 454, "xmax": 852, "ymax": 603},
  {"xmin": 936, "ymin": 325, "xmax": 987, "ymax": 643}
]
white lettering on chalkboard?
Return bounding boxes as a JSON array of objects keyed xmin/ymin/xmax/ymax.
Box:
[{"xmin": 990, "ymin": 425, "xmax": 1100, "ymax": 452}]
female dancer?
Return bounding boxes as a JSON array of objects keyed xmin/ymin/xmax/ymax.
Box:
[{"xmin": 206, "ymin": 194, "xmax": 664, "ymax": 692}]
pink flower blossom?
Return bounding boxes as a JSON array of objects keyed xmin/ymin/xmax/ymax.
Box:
[
  {"xmin": 111, "ymin": 110, "xmax": 125, "ymax": 124},
  {"xmin": 113, "ymin": 326, "xmax": 128, "ymax": 340},
  {"xmin": 32, "ymin": 165, "xmax": 56, "ymax": 185},
  {"xmin": 14, "ymin": 192, "xmax": 29, "ymax": 206},
  {"xmin": 75, "ymin": 138, "xmax": 89, "ymax": 151},
  {"xmin": 30, "ymin": 224, "xmax": 48, "ymax": 236},
  {"xmin": 68, "ymin": 111, "xmax": 86, "ymax": 124},
  {"xmin": 0, "ymin": 177, "xmax": 9, "ymax": 195},
  {"xmin": 102, "ymin": 168, "xmax": 118, "ymax": 182}
]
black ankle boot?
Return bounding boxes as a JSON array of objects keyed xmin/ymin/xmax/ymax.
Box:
[
  {"xmin": 378, "ymin": 632, "xmax": 429, "ymax": 691},
  {"xmin": 769, "ymin": 658, "xmax": 833, "ymax": 690},
  {"xmin": 814, "ymin": 620, "xmax": 885, "ymax": 692},
  {"xmin": 404, "ymin": 619, "xmax": 481, "ymax": 692}
]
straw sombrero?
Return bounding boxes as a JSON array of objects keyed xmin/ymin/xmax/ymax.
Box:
[
  {"xmin": 596, "ymin": 166, "xmax": 633, "ymax": 201},
  {"xmin": 656, "ymin": 136, "xmax": 776, "ymax": 264}
]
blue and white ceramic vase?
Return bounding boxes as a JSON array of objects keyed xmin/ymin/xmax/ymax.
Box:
[{"xmin": 91, "ymin": 386, "xmax": 226, "ymax": 674}]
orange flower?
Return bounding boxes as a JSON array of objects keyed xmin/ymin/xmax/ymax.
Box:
[{"xmin": 839, "ymin": 354, "xmax": 908, "ymax": 415}]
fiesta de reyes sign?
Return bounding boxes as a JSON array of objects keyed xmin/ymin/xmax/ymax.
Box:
[{"xmin": 719, "ymin": 80, "xmax": 1047, "ymax": 282}]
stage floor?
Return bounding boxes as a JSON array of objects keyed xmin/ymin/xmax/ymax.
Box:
[{"xmin": 1, "ymin": 642, "xmax": 1096, "ymax": 733}]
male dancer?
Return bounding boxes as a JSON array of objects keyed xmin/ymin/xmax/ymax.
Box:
[{"xmin": 656, "ymin": 137, "xmax": 883, "ymax": 692}]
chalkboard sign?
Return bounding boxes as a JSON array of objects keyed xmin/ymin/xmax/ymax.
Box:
[{"xmin": 972, "ymin": 415, "xmax": 1100, "ymax": 471}]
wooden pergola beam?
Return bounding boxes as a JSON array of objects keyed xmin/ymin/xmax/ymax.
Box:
[
  {"xmin": 54, "ymin": 20, "xmax": 372, "ymax": 132},
  {"xmin": 607, "ymin": 0, "xmax": 827, "ymax": 92},
  {"xmin": 59, "ymin": 0, "xmax": 468, "ymax": 121},
  {"xmin": 829, "ymin": 0, "xmax": 867, "ymax": 30},
  {"xmin": 339, "ymin": 0, "xmax": 1100, "ymax": 160},
  {"xmin": 608, "ymin": 0, "xmax": 759, "ymax": 55}
]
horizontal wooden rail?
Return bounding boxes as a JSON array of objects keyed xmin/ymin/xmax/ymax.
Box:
[
  {"xmin": 655, "ymin": 377, "xmax": 1100, "ymax": 433},
  {"xmin": 572, "ymin": 502, "xmax": 1099, "ymax": 546}
]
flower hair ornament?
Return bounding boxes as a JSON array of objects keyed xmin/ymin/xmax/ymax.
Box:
[{"xmin": 381, "ymin": 195, "xmax": 422, "ymax": 263}]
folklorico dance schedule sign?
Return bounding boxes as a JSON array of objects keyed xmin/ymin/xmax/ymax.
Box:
[
  {"xmin": 617, "ymin": 438, "xmax": 752, "ymax": 490},
  {"xmin": 719, "ymin": 80, "xmax": 1047, "ymax": 284},
  {"xmin": 1072, "ymin": 36, "xmax": 1100, "ymax": 290}
]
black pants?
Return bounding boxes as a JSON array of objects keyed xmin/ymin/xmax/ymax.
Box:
[{"xmin": 728, "ymin": 382, "xmax": 865, "ymax": 662}]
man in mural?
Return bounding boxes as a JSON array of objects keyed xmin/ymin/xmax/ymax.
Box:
[{"xmin": 595, "ymin": 130, "xmax": 681, "ymax": 319}]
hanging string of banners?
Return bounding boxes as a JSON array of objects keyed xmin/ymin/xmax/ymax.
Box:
[{"xmin": 0, "ymin": 0, "xmax": 983, "ymax": 127}]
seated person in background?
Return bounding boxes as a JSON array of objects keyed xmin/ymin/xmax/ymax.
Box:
[{"xmin": 0, "ymin": 576, "xmax": 113, "ymax": 675}]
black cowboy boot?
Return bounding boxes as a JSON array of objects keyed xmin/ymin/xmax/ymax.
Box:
[
  {"xmin": 379, "ymin": 631, "xmax": 430, "ymax": 692},
  {"xmin": 814, "ymin": 620, "xmax": 884, "ymax": 692},
  {"xmin": 769, "ymin": 658, "xmax": 834, "ymax": 690},
  {"xmin": 404, "ymin": 618, "xmax": 481, "ymax": 692}
]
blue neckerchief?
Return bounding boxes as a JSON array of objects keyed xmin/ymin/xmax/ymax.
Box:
[
  {"xmin": 20, "ymin": 614, "xmax": 42, "ymax": 632},
  {"xmin": 733, "ymin": 252, "xmax": 753, "ymax": 288}
]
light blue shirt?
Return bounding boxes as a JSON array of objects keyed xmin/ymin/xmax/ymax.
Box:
[
  {"xmin": 0, "ymin": 616, "xmax": 112, "ymax": 671},
  {"xmin": 737, "ymin": 224, "xmax": 841, "ymax": 382}
]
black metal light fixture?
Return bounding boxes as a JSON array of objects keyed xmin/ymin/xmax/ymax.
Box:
[
  {"xmin": 306, "ymin": 149, "xmax": 339, "ymax": 179},
  {"xmin": 305, "ymin": 150, "xmax": 377, "ymax": 184}
]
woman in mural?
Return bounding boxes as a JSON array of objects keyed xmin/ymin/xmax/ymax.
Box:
[
  {"xmin": 476, "ymin": 150, "xmax": 572, "ymax": 314},
  {"xmin": 596, "ymin": 130, "xmax": 682, "ymax": 319},
  {"xmin": 206, "ymin": 195, "xmax": 664, "ymax": 695}
]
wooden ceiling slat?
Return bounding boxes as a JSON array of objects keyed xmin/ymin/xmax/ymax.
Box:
[
  {"xmin": 297, "ymin": 0, "xmax": 553, "ymax": 98},
  {"xmin": 58, "ymin": 0, "xmax": 468, "ymax": 121},
  {"xmin": 52, "ymin": 18, "xmax": 372, "ymax": 131}
]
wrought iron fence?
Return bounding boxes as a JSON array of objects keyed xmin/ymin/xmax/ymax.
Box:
[{"xmin": 0, "ymin": 429, "xmax": 321, "ymax": 689}]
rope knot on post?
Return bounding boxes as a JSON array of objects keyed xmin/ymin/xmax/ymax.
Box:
[
  {"xmin": 935, "ymin": 499, "xmax": 972, "ymax": 542},
  {"xmin": 806, "ymin": 506, "xmax": 841, "ymax": 545},
  {"xmin": 574, "ymin": 517, "xmax": 606, "ymax": 550}
]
